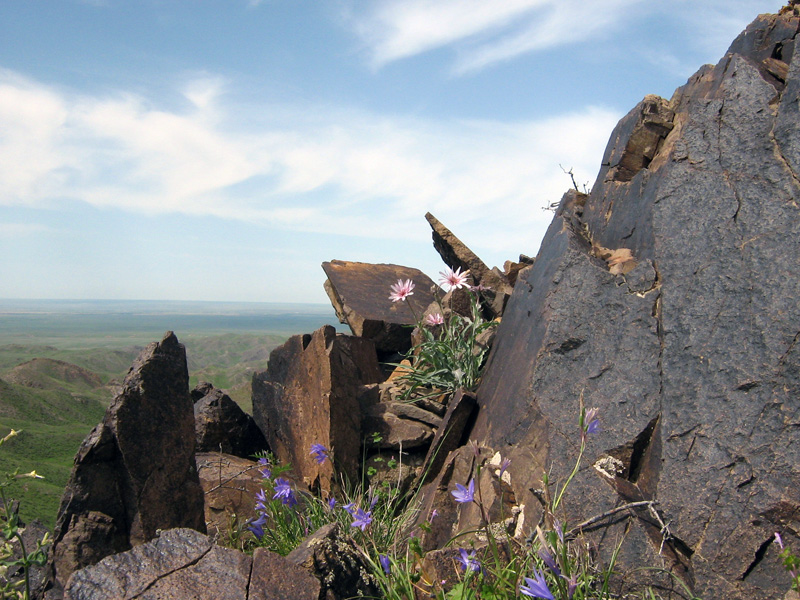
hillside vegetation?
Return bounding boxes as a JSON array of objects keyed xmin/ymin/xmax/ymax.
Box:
[{"xmin": 0, "ymin": 332, "xmax": 288, "ymax": 527}]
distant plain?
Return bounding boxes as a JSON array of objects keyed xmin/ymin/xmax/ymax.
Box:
[{"xmin": 0, "ymin": 299, "xmax": 341, "ymax": 527}]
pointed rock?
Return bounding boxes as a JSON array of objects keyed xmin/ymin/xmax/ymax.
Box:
[
  {"xmin": 48, "ymin": 332, "xmax": 206, "ymax": 591},
  {"xmin": 424, "ymin": 213, "xmax": 512, "ymax": 318}
]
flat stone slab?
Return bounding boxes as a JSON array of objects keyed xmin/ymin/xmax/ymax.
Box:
[{"xmin": 322, "ymin": 260, "xmax": 440, "ymax": 353}]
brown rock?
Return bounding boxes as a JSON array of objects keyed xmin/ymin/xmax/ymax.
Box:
[
  {"xmin": 195, "ymin": 452, "xmax": 264, "ymax": 538},
  {"xmin": 424, "ymin": 213, "xmax": 512, "ymax": 318},
  {"xmin": 63, "ymin": 528, "xmax": 250, "ymax": 600},
  {"xmin": 418, "ymin": 389, "xmax": 478, "ymax": 486},
  {"xmin": 322, "ymin": 259, "xmax": 440, "ymax": 354},
  {"xmin": 250, "ymin": 548, "xmax": 322, "ymax": 600},
  {"xmin": 252, "ymin": 325, "xmax": 383, "ymax": 492},
  {"xmin": 48, "ymin": 332, "xmax": 206, "ymax": 591},
  {"xmin": 362, "ymin": 403, "xmax": 435, "ymax": 450},
  {"xmin": 194, "ymin": 386, "xmax": 268, "ymax": 458}
]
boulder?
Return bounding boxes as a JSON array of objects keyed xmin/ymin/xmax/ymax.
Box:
[
  {"xmin": 195, "ymin": 452, "xmax": 265, "ymax": 538},
  {"xmin": 194, "ymin": 385, "xmax": 268, "ymax": 458},
  {"xmin": 251, "ymin": 325, "xmax": 383, "ymax": 492},
  {"xmin": 47, "ymin": 332, "xmax": 206, "ymax": 592},
  {"xmin": 424, "ymin": 213, "xmax": 513, "ymax": 318},
  {"xmin": 472, "ymin": 12, "xmax": 800, "ymax": 600},
  {"xmin": 322, "ymin": 260, "xmax": 440, "ymax": 354},
  {"xmin": 62, "ymin": 528, "xmax": 319, "ymax": 600},
  {"xmin": 63, "ymin": 528, "xmax": 249, "ymax": 600}
]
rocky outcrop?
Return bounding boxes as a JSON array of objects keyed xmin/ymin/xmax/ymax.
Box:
[
  {"xmin": 62, "ymin": 528, "xmax": 321, "ymax": 600},
  {"xmin": 472, "ymin": 11, "xmax": 800, "ymax": 600},
  {"xmin": 425, "ymin": 213, "xmax": 513, "ymax": 318},
  {"xmin": 322, "ymin": 260, "xmax": 440, "ymax": 354},
  {"xmin": 47, "ymin": 332, "xmax": 206, "ymax": 593},
  {"xmin": 193, "ymin": 385, "xmax": 268, "ymax": 458},
  {"xmin": 251, "ymin": 325, "xmax": 383, "ymax": 492}
]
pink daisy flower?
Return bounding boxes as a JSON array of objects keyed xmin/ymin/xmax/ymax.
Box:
[
  {"xmin": 425, "ymin": 313, "xmax": 444, "ymax": 326},
  {"xmin": 389, "ymin": 279, "xmax": 415, "ymax": 302},
  {"xmin": 439, "ymin": 266, "xmax": 470, "ymax": 291}
]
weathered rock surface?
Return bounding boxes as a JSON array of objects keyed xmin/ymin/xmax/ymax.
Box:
[
  {"xmin": 252, "ymin": 325, "xmax": 383, "ymax": 491},
  {"xmin": 472, "ymin": 12, "xmax": 800, "ymax": 600},
  {"xmin": 287, "ymin": 523, "xmax": 379, "ymax": 599},
  {"xmin": 425, "ymin": 213, "xmax": 513, "ymax": 318},
  {"xmin": 417, "ymin": 389, "xmax": 478, "ymax": 486},
  {"xmin": 63, "ymin": 528, "xmax": 318, "ymax": 600},
  {"xmin": 195, "ymin": 452, "xmax": 264, "ymax": 538},
  {"xmin": 322, "ymin": 259, "xmax": 440, "ymax": 354},
  {"xmin": 194, "ymin": 385, "xmax": 268, "ymax": 457},
  {"xmin": 362, "ymin": 402, "xmax": 436, "ymax": 450},
  {"xmin": 47, "ymin": 332, "xmax": 206, "ymax": 592}
]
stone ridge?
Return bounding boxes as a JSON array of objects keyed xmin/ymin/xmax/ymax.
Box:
[{"xmin": 473, "ymin": 10, "xmax": 800, "ymax": 600}]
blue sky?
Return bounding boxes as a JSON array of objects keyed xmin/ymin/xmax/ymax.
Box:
[{"xmin": 0, "ymin": 0, "xmax": 785, "ymax": 303}]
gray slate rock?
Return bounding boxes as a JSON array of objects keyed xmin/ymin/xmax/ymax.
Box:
[{"xmin": 471, "ymin": 11, "xmax": 800, "ymax": 600}]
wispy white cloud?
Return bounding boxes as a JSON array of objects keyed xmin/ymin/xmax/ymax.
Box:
[
  {"xmin": 347, "ymin": 0, "xmax": 640, "ymax": 73},
  {"xmin": 0, "ymin": 69, "xmax": 619, "ymax": 256}
]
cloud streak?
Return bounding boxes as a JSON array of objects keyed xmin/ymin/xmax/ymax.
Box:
[
  {"xmin": 347, "ymin": 0, "xmax": 640, "ymax": 73},
  {"xmin": 0, "ymin": 69, "xmax": 619, "ymax": 254}
]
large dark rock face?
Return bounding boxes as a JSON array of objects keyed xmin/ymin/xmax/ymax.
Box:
[
  {"xmin": 473, "ymin": 12, "xmax": 800, "ymax": 600},
  {"xmin": 48, "ymin": 333, "xmax": 206, "ymax": 592}
]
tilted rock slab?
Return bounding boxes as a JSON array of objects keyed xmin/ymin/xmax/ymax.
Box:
[
  {"xmin": 252, "ymin": 325, "xmax": 383, "ymax": 492},
  {"xmin": 322, "ymin": 259, "xmax": 440, "ymax": 354},
  {"xmin": 472, "ymin": 11, "xmax": 800, "ymax": 600},
  {"xmin": 425, "ymin": 212, "xmax": 513, "ymax": 318},
  {"xmin": 47, "ymin": 332, "xmax": 206, "ymax": 592}
]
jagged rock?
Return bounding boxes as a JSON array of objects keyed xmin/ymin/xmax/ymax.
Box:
[
  {"xmin": 195, "ymin": 453, "xmax": 264, "ymax": 538},
  {"xmin": 418, "ymin": 389, "xmax": 478, "ymax": 487},
  {"xmin": 472, "ymin": 12, "xmax": 800, "ymax": 599},
  {"xmin": 252, "ymin": 325, "xmax": 383, "ymax": 492},
  {"xmin": 190, "ymin": 381, "xmax": 215, "ymax": 401},
  {"xmin": 362, "ymin": 402, "xmax": 435, "ymax": 450},
  {"xmin": 503, "ymin": 254, "xmax": 535, "ymax": 287},
  {"xmin": 322, "ymin": 259, "xmax": 440, "ymax": 354},
  {"xmin": 386, "ymin": 401, "xmax": 443, "ymax": 428},
  {"xmin": 424, "ymin": 213, "xmax": 513, "ymax": 318},
  {"xmin": 194, "ymin": 385, "xmax": 268, "ymax": 458},
  {"xmin": 287, "ymin": 523, "xmax": 379, "ymax": 599},
  {"xmin": 47, "ymin": 332, "xmax": 206, "ymax": 592}
]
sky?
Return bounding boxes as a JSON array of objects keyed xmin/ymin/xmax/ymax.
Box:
[{"xmin": 0, "ymin": 0, "xmax": 787, "ymax": 304}]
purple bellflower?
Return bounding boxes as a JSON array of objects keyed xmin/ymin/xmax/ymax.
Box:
[
  {"xmin": 310, "ymin": 443, "xmax": 329, "ymax": 465},
  {"xmin": 273, "ymin": 477, "xmax": 298, "ymax": 507},
  {"xmin": 456, "ymin": 548, "xmax": 481, "ymax": 573},
  {"xmin": 351, "ymin": 508, "xmax": 373, "ymax": 531},
  {"xmin": 379, "ymin": 554, "xmax": 391, "ymax": 575},
  {"xmin": 451, "ymin": 479, "xmax": 475, "ymax": 504},
  {"xmin": 520, "ymin": 568, "xmax": 555, "ymax": 600}
]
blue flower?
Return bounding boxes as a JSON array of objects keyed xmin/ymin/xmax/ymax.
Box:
[
  {"xmin": 379, "ymin": 554, "xmax": 391, "ymax": 575},
  {"xmin": 538, "ymin": 548, "xmax": 561, "ymax": 577},
  {"xmin": 327, "ymin": 497, "xmax": 336, "ymax": 510},
  {"xmin": 273, "ymin": 478, "xmax": 297, "ymax": 506},
  {"xmin": 343, "ymin": 502, "xmax": 356, "ymax": 515},
  {"xmin": 451, "ymin": 479, "xmax": 475, "ymax": 504},
  {"xmin": 584, "ymin": 407, "xmax": 600, "ymax": 435},
  {"xmin": 257, "ymin": 457, "xmax": 272, "ymax": 479},
  {"xmin": 255, "ymin": 489, "xmax": 269, "ymax": 512},
  {"xmin": 247, "ymin": 513, "xmax": 267, "ymax": 539},
  {"xmin": 351, "ymin": 508, "xmax": 373, "ymax": 531},
  {"xmin": 456, "ymin": 548, "xmax": 481, "ymax": 573},
  {"xmin": 310, "ymin": 443, "xmax": 329, "ymax": 465},
  {"xmin": 520, "ymin": 568, "xmax": 554, "ymax": 600}
]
